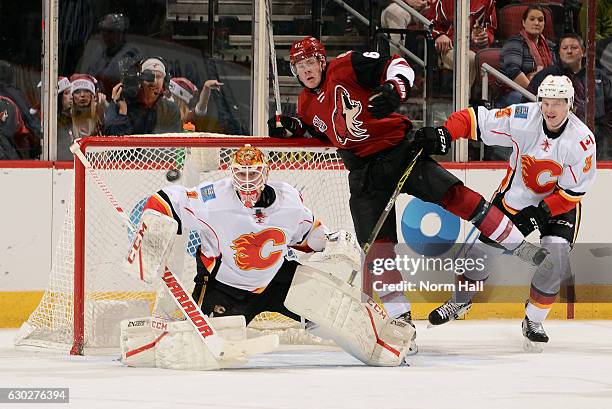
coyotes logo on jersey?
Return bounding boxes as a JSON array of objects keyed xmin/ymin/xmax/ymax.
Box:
[
  {"xmin": 231, "ymin": 228, "xmax": 286, "ymax": 271},
  {"xmin": 521, "ymin": 155, "xmax": 563, "ymax": 194},
  {"xmin": 332, "ymin": 85, "xmax": 369, "ymax": 145}
]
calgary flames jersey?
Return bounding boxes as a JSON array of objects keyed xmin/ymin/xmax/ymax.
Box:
[
  {"xmin": 144, "ymin": 178, "xmax": 315, "ymax": 292},
  {"xmin": 297, "ymin": 51, "xmax": 414, "ymax": 158},
  {"xmin": 444, "ymin": 102, "xmax": 596, "ymax": 216}
]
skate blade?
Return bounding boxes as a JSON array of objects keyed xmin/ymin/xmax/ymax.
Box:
[{"xmin": 523, "ymin": 337, "xmax": 544, "ymax": 353}]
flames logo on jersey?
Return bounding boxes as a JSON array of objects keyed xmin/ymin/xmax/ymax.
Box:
[
  {"xmin": 231, "ymin": 228, "xmax": 286, "ymax": 270},
  {"xmin": 521, "ymin": 155, "xmax": 563, "ymax": 194},
  {"xmin": 583, "ymin": 154, "xmax": 593, "ymax": 173},
  {"xmin": 332, "ymin": 85, "xmax": 369, "ymax": 145}
]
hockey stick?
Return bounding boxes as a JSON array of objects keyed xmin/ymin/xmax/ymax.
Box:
[
  {"xmin": 348, "ymin": 148, "xmax": 423, "ymax": 285},
  {"xmin": 70, "ymin": 142, "xmax": 224, "ymax": 357},
  {"xmin": 265, "ymin": 0, "xmax": 282, "ymax": 127}
]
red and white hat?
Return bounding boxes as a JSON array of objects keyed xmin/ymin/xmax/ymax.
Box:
[
  {"xmin": 69, "ymin": 74, "xmax": 97, "ymax": 95},
  {"xmin": 169, "ymin": 77, "xmax": 198, "ymax": 104},
  {"xmin": 57, "ymin": 77, "xmax": 71, "ymax": 93},
  {"xmin": 141, "ymin": 58, "xmax": 166, "ymax": 75}
]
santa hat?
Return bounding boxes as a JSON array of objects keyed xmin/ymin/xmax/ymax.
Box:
[
  {"xmin": 70, "ymin": 74, "xmax": 97, "ymax": 95},
  {"xmin": 169, "ymin": 77, "xmax": 198, "ymax": 104},
  {"xmin": 141, "ymin": 58, "xmax": 166, "ymax": 75},
  {"xmin": 57, "ymin": 77, "xmax": 71, "ymax": 93}
]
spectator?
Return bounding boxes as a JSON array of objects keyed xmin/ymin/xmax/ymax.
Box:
[
  {"xmin": 381, "ymin": 0, "xmax": 432, "ymax": 56},
  {"xmin": 104, "ymin": 57, "xmax": 181, "ymax": 136},
  {"xmin": 431, "ymin": 0, "xmax": 497, "ymax": 87},
  {"xmin": 526, "ymin": 33, "xmax": 612, "ymax": 159},
  {"xmin": 69, "ymin": 74, "xmax": 107, "ymax": 137},
  {"xmin": 169, "ymin": 77, "xmax": 224, "ymax": 126},
  {"xmin": 56, "ymin": 76, "xmax": 74, "ymax": 160},
  {"xmin": 0, "ymin": 60, "xmax": 42, "ymax": 159},
  {"xmin": 0, "ymin": 95, "xmax": 30, "ymax": 160},
  {"xmin": 499, "ymin": 5, "xmax": 556, "ymax": 106},
  {"xmin": 77, "ymin": 13, "xmax": 142, "ymax": 98}
]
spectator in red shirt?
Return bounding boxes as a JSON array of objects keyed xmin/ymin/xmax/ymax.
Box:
[{"xmin": 431, "ymin": 0, "xmax": 497, "ymax": 87}]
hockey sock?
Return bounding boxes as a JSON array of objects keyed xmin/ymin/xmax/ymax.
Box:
[
  {"xmin": 453, "ymin": 274, "xmax": 487, "ymax": 304},
  {"xmin": 365, "ymin": 238, "xmax": 411, "ymax": 318},
  {"xmin": 441, "ymin": 185, "xmax": 524, "ymax": 250},
  {"xmin": 526, "ymin": 285, "xmax": 557, "ymax": 322}
]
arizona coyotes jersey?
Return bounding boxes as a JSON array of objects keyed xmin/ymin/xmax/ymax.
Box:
[
  {"xmin": 444, "ymin": 103, "xmax": 596, "ymax": 216},
  {"xmin": 297, "ymin": 51, "xmax": 414, "ymax": 158},
  {"xmin": 145, "ymin": 178, "xmax": 315, "ymax": 292}
]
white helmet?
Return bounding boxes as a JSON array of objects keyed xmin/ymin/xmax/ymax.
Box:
[
  {"xmin": 537, "ymin": 75, "xmax": 574, "ymax": 109},
  {"xmin": 231, "ymin": 145, "xmax": 269, "ymax": 208}
]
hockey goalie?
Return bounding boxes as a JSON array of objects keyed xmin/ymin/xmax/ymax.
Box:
[{"xmin": 121, "ymin": 145, "xmax": 415, "ymax": 370}]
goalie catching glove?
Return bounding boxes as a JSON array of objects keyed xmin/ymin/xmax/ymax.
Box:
[{"xmin": 301, "ymin": 230, "xmax": 363, "ymax": 278}]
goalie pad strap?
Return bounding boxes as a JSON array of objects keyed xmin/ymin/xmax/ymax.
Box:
[{"xmin": 365, "ymin": 306, "xmax": 400, "ymax": 357}]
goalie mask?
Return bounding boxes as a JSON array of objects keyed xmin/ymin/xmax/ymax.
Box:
[{"xmin": 231, "ymin": 145, "xmax": 269, "ymax": 208}]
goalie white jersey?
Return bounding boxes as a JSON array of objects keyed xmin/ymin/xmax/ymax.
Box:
[
  {"xmin": 446, "ymin": 102, "xmax": 596, "ymax": 215},
  {"xmin": 144, "ymin": 178, "xmax": 315, "ymax": 292}
]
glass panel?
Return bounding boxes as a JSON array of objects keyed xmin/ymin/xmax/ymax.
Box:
[
  {"xmin": 0, "ymin": 1, "xmax": 43, "ymax": 160},
  {"xmin": 57, "ymin": 0, "xmax": 252, "ymax": 161}
]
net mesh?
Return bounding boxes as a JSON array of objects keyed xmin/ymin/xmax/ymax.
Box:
[{"xmin": 16, "ymin": 135, "xmax": 353, "ymax": 352}]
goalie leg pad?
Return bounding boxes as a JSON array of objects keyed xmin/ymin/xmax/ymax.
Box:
[
  {"xmin": 120, "ymin": 315, "xmax": 279, "ymax": 370},
  {"xmin": 285, "ymin": 265, "xmax": 414, "ymax": 366},
  {"xmin": 125, "ymin": 209, "xmax": 178, "ymax": 284}
]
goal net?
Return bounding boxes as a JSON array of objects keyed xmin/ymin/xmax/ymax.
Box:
[{"xmin": 15, "ymin": 134, "xmax": 354, "ymax": 354}]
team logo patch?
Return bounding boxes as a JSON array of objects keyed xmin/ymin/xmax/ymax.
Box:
[
  {"xmin": 231, "ymin": 228, "xmax": 286, "ymax": 270},
  {"xmin": 583, "ymin": 154, "xmax": 593, "ymax": 173},
  {"xmin": 0, "ymin": 109, "xmax": 8, "ymax": 122},
  {"xmin": 200, "ymin": 184, "xmax": 216, "ymax": 202},
  {"xmin": 495, "ymin": 107, "xmax": 512, "ymax": 118},
  {"xmin": 579, "ymin": 134, "xmax": 595, "ymax": 151},
  {"xmin": 521, "ymin": 155, "xmax": 563, "ymax": 194},
  {"xmin": 332, "ymin": 85, "xmax": 369, "ymax": 145},
  {"xmin": 514, "ymin": 105, "xmax": 529, "ymax": 118},
  {"xmin": 540, "ymin": 138, "xmax": 552, "ymax": 152},
  {"xmin": 313, "ymin": 115, "xmax": 327, "ymax": 132},
  {"xmin": 186, "ymin": 190, "xmax": 198, "ymax": 199}
]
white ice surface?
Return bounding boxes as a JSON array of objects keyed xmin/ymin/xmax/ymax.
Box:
[{"xmin": 2, "ymin": 320, "xmax": 612, "ymax": 409}]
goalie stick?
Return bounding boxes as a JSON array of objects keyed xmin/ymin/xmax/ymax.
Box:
[
  {"xmin": 266, "ymin": 0, "xmax": 282, "ymax": 127},
  {"xmin": 70, "ymin": 141, "xmax": 224, "ymax": 357},
  {"xmin": 348, "ymin": 148, "xmax": 423, "ymax": 285}
]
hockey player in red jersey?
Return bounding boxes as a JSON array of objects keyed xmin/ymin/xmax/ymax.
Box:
[
  {"xmin": 267, "ymin": 36, "xmax": 547, "ymax": 334},
  {"xmin": 426, "ymin": 75, "xmax": 596, "ymax": 350}
]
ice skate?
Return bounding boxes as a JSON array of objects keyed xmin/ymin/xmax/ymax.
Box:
[
  {"xmin": 395, "ymin": 311, "xmax": 417, "ymax": 356},
  {"xmin": 428, "ymin": 300, "xmax": 472, "ymax": 327},
  {"xmin": 522, "ymin": 317, "xmax": 549, "ymax": 353}
]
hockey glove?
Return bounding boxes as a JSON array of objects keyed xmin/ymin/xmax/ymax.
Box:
[
  {"xmin": 414, "ymin": 126, "xmax": 452, "ymax": 155},
  {"xmin": 267, "ymin": 115, "xmax": 303, "ymax": 138},
  {"xmin": 367, "ymin": 77, "xmax": 408, "ymax": 119},
  {"xmin": 514, "ymin": 202, "xmax": 551, "ymax": 236}
]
